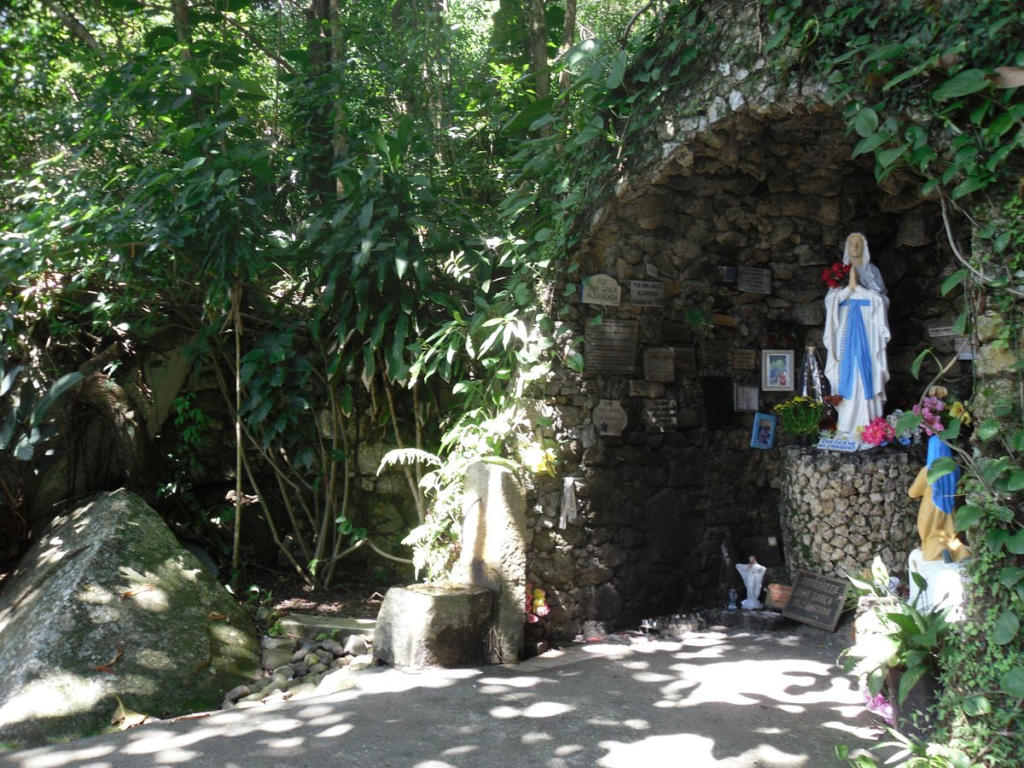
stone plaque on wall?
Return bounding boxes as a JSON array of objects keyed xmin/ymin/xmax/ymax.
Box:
[
  {"xmin": 629, "ymin": 280, "xmax": 665, "ymax": 307},
  {"xmin": 593, "ymin": 399, "xmax": 628, "ymax": 437},
  {"xmin": 585, "ymin": 318, "xmax": 638, "ymax": 375},
  {"xmin": 737, "ymin": 266, "xmax": 772, "ymax": 294},
  {"xmin": 662, "ymin": 321, "xmax": 692, "ymax": 343},
  {"xmin": 629, "ymin": 380, "xmax": 665, "ymax": 398},
  {"xmin": 581, "ymin": 274, "xmax": 621, "ymax": 306},
  {"xmin": 643, "ymin": 399, "xmax": 677, "ymax": 432},
  {"xmin": 701, "ymin": 339, "xmax": 730, "ymax": 370},
  {"xmin": 732, "ymin": 349, "xmax": 757, "ymax": 370},
  {"xmin": 672, "ymin": 345, "xmax": 697, "ymax": 377},
  {"xmin": 643, "ymin": 348, "xmax": 675, "ymax": 382}
]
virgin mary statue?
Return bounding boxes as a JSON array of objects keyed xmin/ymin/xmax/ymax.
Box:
[{"xmin": 823, "ymin": 233, "xmax": 891, "ymax": 445}]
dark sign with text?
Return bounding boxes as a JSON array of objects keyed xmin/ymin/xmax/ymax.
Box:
[{"xmin": 782, "ymin": 570, "xmax": 849, "ymax": 631}]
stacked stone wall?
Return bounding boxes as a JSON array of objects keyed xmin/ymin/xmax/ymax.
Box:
[{"xmin": 778, "ymin": 446, "xmax": 924, "ymax": 580}]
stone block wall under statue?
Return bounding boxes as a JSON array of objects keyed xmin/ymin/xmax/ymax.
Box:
[{"xmin": 779, "ymin": 445, "xmax": 924, "ymax": 580}]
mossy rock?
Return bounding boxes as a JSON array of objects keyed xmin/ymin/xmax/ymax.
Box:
[{"xmin": 0, "ymin": 489, "xmax": 258, "ymax": 750}]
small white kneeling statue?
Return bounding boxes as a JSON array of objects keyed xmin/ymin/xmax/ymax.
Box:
[{"xmin": 736, "ymin": 556, "xmax": 766, "ymax": 610}]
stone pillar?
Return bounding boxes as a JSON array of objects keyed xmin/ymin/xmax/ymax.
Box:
[
  {"xmin": 779, "ymin": 446, "xmax": 921, "ymax": 579},
  {"xmin": 457, "ymin": 461, "xmax": 527, "ymax": 664}
]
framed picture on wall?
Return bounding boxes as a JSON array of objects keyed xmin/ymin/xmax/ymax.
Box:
[
  {"xmin": 751, "ymin": 412, "xmax": 777, "ymax": 450},
  {"xmin": 761, "ymin": 349, "xmax": 794, "ymax": 392},
  {"xmin": 734, "ymin": 382, "xmax": 759, "ymax": 412}
]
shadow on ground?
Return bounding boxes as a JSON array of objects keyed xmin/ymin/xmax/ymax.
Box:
[{"xmin": 2, "ymin": 629, "xmax": 885, "ymax": 768}]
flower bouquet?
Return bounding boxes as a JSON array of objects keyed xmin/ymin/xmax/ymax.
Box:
[
  {"xmin": 860, "ymin": 417, "xmax": 895, "ymax": 447},
  {"xmin": 821, "ymin": 262, "xmax": 852, "ymax": 289},
  {"xmin": 774, "ymin": 396, "xmax": 826, "ymax": 436}
]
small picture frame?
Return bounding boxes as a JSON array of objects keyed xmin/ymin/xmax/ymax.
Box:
[
  {"xmin": 751, "ymin": 412, "xmax": 777, "ymax": 450},
  {"xmin": 734, "ymin": 383, "xmax": 759, "ymax": 412},
  {"xmin": 716, "ymin": 265, "xmax": 738, "ymax": 285},
  {"xmin": 761, "ymin": 349, "xmax": 794, "ymax": 392}
]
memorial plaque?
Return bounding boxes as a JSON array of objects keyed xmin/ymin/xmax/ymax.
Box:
[
  {"xmin": 581, "ymin": 274, "xmax": 622, "ymax": 306},
  {"xmin": 672, "ymin": 345, "xmax": 697, "ymax": 378},
  {"xmin": 662, "ymin": 321, "xmax": 692, "ymax": 343},
  {"xmin": 734, "ymin": 382, "xmax": 759, "ymax": 412},
  {"xmin": 629, "ymin": 280, "xmax": 665, "ymax": 307},
  {"xmin": 644, "ymin": 348, "xmax": 675, "ymax": 383},
  {"xmin": 783, "ymin": 570, "xmax": 849, "ymax": 631},
  {"xmin": 737, "ymin": 266, "xmax": 772, "ymax": 294},
  {"xmin": 817, "ymin": 438, "xmax": 859, "ymax": 452},
  {"xmin": 643, "ymin": 398, "xmax": 677, "ymax": 432},
  {"xmin": 701, "ymin": 339, "xmax": 730, "ymax": 370},
  {"xmin": 712, "ymin": 314, "xmax": 738, "ymax": 327},
  {"xmin": 585, "ymin": 318, "xmax": 638, "ymax": 375},
  {"xmin": 732, "ymin": 349, "xmax": 757, "ymax": 370},
  {"xmin": 593, "ymin": 399, "xmax": 628, "ymax": 437},
  {"xmin": 629, "ymin": 380, "xmax": 665, "ymax": 398}
]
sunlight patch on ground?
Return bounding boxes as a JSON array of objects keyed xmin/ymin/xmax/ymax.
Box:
[
  {"xmin": 4, "ymin": 743, "xmax": 116, "ymax": 768},
  {"xmin": 588, "ymin": 717, "xmax": 650, "ymax": 730},
  {"xmin": 261, "ymin": 736, "xmax": 304, "ymax": 749},
  {"xmin": 490, "ymin": 700, "xmax": 575, "ymax": 719},
  {"xmin": 441, "ymin": 745, "xmax": 478, "ymax": 756},
  {"xmin": 598, "ymin": 734, "xmax": 810, "ymax": 767},
  {"xmin": 555, "ymin": 744, "xmax": 585, "ymax": 756},
  {"xmin": 521, "ymin": 732, "xmax": 554, "ymax": 744},
  {"xmin": 313, "ymin": 723, "xmax": 353, "ymax": 738}
]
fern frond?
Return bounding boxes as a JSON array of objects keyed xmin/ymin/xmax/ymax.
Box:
[{"xmin": 377, "ymin": 448, "xmax": 442, "ymax": 476}]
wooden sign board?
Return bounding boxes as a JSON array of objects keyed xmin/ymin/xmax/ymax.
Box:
[
  {"xmin": 732, "ymin": 348, "xmax": 757, "ymax": 370},
  {"xmin": 644, "ymin": 348, "xmax": 675, "ymax": 383},
  {"xmin": 782, "ymin": 570, "xmax": 849, "ymax": 631},
  {"xmin": 737, "ymin": 266, "xmax": 772, "ymax": 294},
  {"xmin": 672, "ymin": 345, "xmax": 697, "ymax": 378},
  {"xmin": 581, "ymin": 274, "xmax": 622, "ymax": 306},
  {"xmin": 593, "ymin": 399, "xmax": 628, "ymax": 437},
  {"xmin": 629, "ymin": 280, "xmax": 665, "ymax": 307},
  {"xmin": 585, "ymin": 318, "xmax": 638, "ymax": 375},
  {"xmin": 712, "ymin": 314, "xmax": 738, "ymax": 327},
  {"xmin": 643, "ymin": 398, "xmax": 677, "ymax": 432}
]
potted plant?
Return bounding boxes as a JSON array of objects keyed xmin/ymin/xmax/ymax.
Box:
[
  {"xmin": 773, "ymin": 396, "xmax": 826, "ymax": 445},
  {"xmin": 839, "ymin": 557, "xmax": 950, "ymax": 738}
]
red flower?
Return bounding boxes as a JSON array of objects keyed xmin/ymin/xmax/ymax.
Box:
[{"xmin": 821, "ymin": 262, "xmax": 851, "ymax": 289}]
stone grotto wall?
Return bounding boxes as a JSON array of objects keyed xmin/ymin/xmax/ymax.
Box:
[
  {"xmin": 524, "ymin": 106, "xmax": 970, "ymax": 642},
  {"xmin": 779, "ymin": 445, "xmax": 925, "ymax": 580}
]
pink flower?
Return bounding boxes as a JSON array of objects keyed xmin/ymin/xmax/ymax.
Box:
[
  {"xmin": 535, "ymin": 604, "xmax": 551, "ymax": 618},
  {"xmin": 525, "ymin": 613, "xmax": 539, "ymax": 624},
  {"xmin": 861, "ymin": 417, "xmax": 894, "ymax": 446},
  {"xmin": 913, "ymin": 398, "xmax": 945, "ymax": 436},
  {"xmin": 862, "ymin": 686, "xmax": 894, "ymax": 724}
]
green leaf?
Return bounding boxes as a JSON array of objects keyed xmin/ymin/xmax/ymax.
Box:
[
  {"xmin": 1009, "ymin": 470, "xmax": 1024, "ymax": 492},
  {"xmin": 910, "ymin": 348, "xmax": 930, "ymax": 379},
  {"xmin": 895, "ymin": 411, "xmax": 923, "ymax": 437},
  {"xmin": 877, "ymin": 144, "xmax": 907, "ymax": 168},
  {"xmin": 606, "ymin": 50, "xmax": 628, "ymax": 89},
  {"xmin": 961, "ymin": 695, "xmax": 992, "ymax": 717},
  {"xmin": 933, "ymin": 69, "xmax": 989, "ymax": 100},
  {"xmin": 927, "ymin": 456, "xmax": 957, "ymax": 484},
  {"xmin": 0, "ymin": 364, "xmax": 23, "ymax": 398},
  {"xmin": 852, "ymin": 131, "xmax": 891, "ymax": 158},
  {"xmin": 854, "ymin": 107, "xmax": 879, "ymax": 137},
  {"xmin": 993, "ymin": 610, "xmax": 1020, "ymax": 645},
  {"xmin": 502, "ymin": 96, "xmax": 555, "ymax": 134},
  {"xmin": 978, "ymin": 419, "xmax": 1001, "ymax": 441},
  {"xmin": 952, "ymin": 175, "xmax": 989, "ymax": 200},
  {"xmin": 216, "ymin": 169, "xmax": 238, "ymax": 186},
  {"xmin": 0, "ymin": 411, "xmax": 16, "ymax": 451},
  {"xmin": 938, "ymin": 418, "xmax": 960, "ymax": 441},
  {"xmin": 941, "ymin": 269, "xmax": 968, "ymax": 296},
  {"xmin": 13, "ymin": 435, "xmax": 33, "ymax": 461},
  {"xmin": 1006, "ymin": 528, "xmax": 1024, "ymax": 555},
  {"xmin": 954, "ymin": 505, "xmax": 984, "ymax": 531},
  {"xmin": 897, "ymin": 665, "xmax": 929, "ymax": 705},
  {"xmin": 999, "ymin": 666, "xmax": 1024, "ymax": 698},
  {"xmin": 31, "ymin": 372, "xmax": 85, "ymax": 426},
  {"xmin": 183, "ymin": 157, "xmax": 206, "ymax": 171},
  {"xmin": 986, "ymin": 527, "xmax": 1010, "ymax": 553},
  {"xmin": 999, "ymin": 567, "xmax": 1024, "ymax": 587}
]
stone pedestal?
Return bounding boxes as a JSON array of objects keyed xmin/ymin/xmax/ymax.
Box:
[
  {"xmin": 372, "ymin": 583, "xmax": 494, "ymax": 669},
  {"xmin": 779, "ymin": 445, "xmax": 923, "ymax": 579},
  {"xmin": 458, "ymin": 461, "xmax": 527, "ymax": 664}
]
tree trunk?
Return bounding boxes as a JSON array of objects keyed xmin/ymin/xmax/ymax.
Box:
[
  {"xmin": 557, "ymin": 0, "xmax": 576, "ymax": 94},
  {"xmin": 528, "ymin": 0, "xmax": 550, "ymax": 103}
]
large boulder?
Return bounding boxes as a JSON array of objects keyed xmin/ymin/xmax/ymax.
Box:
[{"xmin": 0, "ymin": 489, "xmax": 258, "ymax": 749}]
